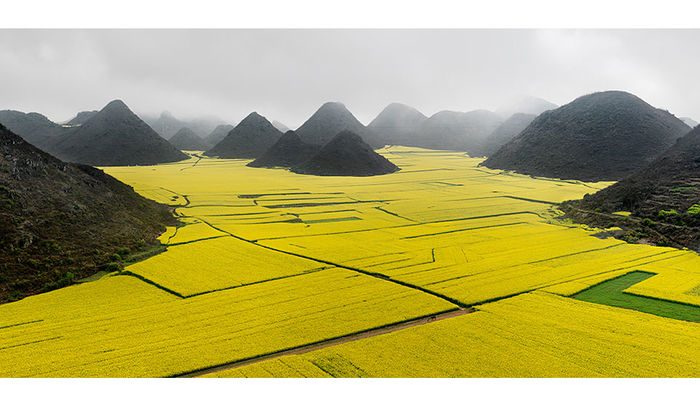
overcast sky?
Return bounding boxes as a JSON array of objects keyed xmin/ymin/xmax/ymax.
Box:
[{"xmin": 1, "ymin": 29, "xmax": 699, "ymax": 128}]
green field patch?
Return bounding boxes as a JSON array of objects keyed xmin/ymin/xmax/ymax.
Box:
[{"xmin": 573, "ymin": 271, "xmax": 700, "ymax": 322}]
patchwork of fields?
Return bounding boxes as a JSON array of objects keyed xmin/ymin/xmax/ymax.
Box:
[{"xmin": 1, "ymin": 147, "xmax": 699, "ymax": 377}]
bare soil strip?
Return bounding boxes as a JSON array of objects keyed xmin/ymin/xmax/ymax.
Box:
[{"xmin": 173, "ymin": 307, "xmax": 472, "ymax": 378}]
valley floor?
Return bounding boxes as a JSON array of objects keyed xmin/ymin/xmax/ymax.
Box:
[{"xmin": 1, "ymin": 147, "xmax": 699, "ymax": 377}]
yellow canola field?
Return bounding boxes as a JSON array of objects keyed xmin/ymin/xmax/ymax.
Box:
[
  {"xmin": 159, "ymin": 218, "xmax": 227, "ymax": 245},
  {"xmin": 0, "ymin": 276, "xmax": 178, "ymax": 328},
  {"xmin": 126, "ymin": 236, "xmax": 326, "ymax": 297},
  {"xmin": 0, "ymin": 146, "xmax": 693, "ymax": 377},
  {"xmin": 621, "ymin": 261, "xmax": 700, "ymax": 306},
  {"xmin": 209, "ymin": 291, "xmax": 700, "ymax": 378},
  {"xmin": 103, "ymin": 147, "xmax": 700, "ymax": 307},
  {"xmin": 0, "ymin": 269, "xmax": 455, "ymax": 377}
]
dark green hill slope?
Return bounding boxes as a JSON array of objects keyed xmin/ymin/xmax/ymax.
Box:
[
  {"xmin": 0, "ymin": 123, "xmax": 177, "ymax": 303},
  {"xmin": 292, "ymin": 131, "xmax": 399, "ymax": 176},
  {"xmin": 204, "ymin": 112, "xmax": 282, "ymax": 159},
  {"xmin": 563, "ymin": 125, "xmax": 700, "ymax": 251},
  {"xmin": 482, "ymin": 91, "xmax": 691, "ymax": 181},
  {"xmin": 247, "ymin": 131, "xmax": 319, "ymax": 168}
]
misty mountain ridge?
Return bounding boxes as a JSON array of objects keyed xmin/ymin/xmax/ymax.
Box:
[
  {"xmin": 480, "ymin": 113, "xmax": 537, "ymax": 157},
  {"xmin": 169, "ymin": 127, "xmax": 210, "ymax": 151},
  {"xmin": 368, "ymin": 102, "xmax": 428, "ymax": 146},
  {"xmin": 204, "ymin": 112, "xmax": 282, "ymax": 159},
  {"xmin": 47, "ymin": 100, "xmax": 189, "ymax": 166},
  {"xmin": 407, "ymin": 109, "xmax": 503, "ymax": 155},
  {"xmin": 495, "ymin": 96, "xmax": 558, "ymax": 118},
  {"xmin": 204, "ymin": 124, "xmax": 235, "ymax": 147},
  {"xmin": 295, "ymin": 102, "xmax": 382, "ymax": 149},
  {"xmin": 141, "ymin": 110, "xmax": 225, "ymax": 139},
  {"xmin": 481, "ymin": 90, "xmax": 691, "ymax": 181}
]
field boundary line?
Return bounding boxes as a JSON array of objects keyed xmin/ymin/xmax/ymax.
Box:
[
  {"xmin": 172, "ymin": 307, "xmax": 472, "ymax": 378},
  {"xmin": 193, "ymin": 216, "xmax": 470, "ymax": 308}
]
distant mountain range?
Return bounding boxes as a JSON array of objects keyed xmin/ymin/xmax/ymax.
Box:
[
  {"xmin": 368, "ymin": 103, "xmax": 428, "ymax": 146},
  {"xmin": 169, "ymin": 127, "xmax": 210, "ymax": 151},
  {"xmin": 141, "ymin": 111, "xmax": 226, "ymax": 139},
  {"xmin": 366, "ymin": 103, "xmax": 531, "ymax": 156},
  {"xmin": 204, "ymin": 124, "xmax": 235, "ymax": 147},
  {"xmin": 480, "ymin": 113, "xmax": 537, "ymax": 157},
  {"xmin": 418, "ymin": 109, "xmax": 503, "ymax": 155},
  {"xmin": 0, "ymin": 93, "xmax": 693, "ymax": 177},
  {"xmin": 482, "ymin": 91, "xmax": 691, "ymax": 181},
  {"xmin": 495, "ymin": 96, "xmax": 558, "ymax": 118}
]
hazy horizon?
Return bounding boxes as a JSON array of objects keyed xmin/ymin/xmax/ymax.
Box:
[{"xmin": 1, "ymin": 29, "xmax": 699, "ymax": 128}]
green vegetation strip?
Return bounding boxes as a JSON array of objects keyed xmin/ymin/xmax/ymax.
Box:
[{"xmin": 573, "ymin": 271, "xmax": 700, "ymax": 323}]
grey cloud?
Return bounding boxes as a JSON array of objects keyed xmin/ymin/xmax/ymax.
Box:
[{"xmin": 0, "ymin": 29, "xmax": 698, "ymax": 128}]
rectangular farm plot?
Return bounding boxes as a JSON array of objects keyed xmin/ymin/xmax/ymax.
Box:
[
  {"xmin": 0, "ymin": 269, "xmax": 456, "ymax": 377},
  {"xmin": 209, "ymin": 291, "xmax": 700, "ymax": 378},
  {"xmin": 125, "ymin": 236, "xmax": 326, "ymax": 296},
  {"xmin": 422, "ymin": 234, "xmax": 682, "ymax": 305},
  {"xmin": 621, "ymin": 261, "xmax": 700, "ymax": 307},
  {"xmin": 160, "ymin": 218, "xmax": 228, "ymax": 245},
  {"xmin": 0, "ymin": 275, "xmax": 178, "ymax": 329},
  {"xmin": 256, "ymin": 216, "xmax": 681, "ymax": 306},
  {"xmin": 573, "ymin": 271, "xmax": 700, "ymax": 322}
]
